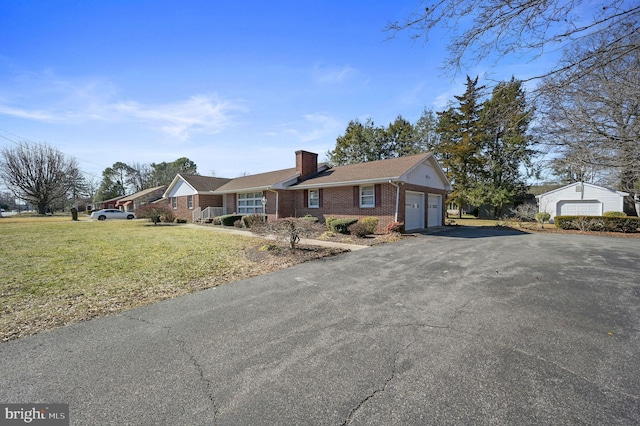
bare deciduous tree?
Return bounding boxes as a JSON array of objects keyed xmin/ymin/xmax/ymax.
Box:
[
  {"xmin": 386, "ymin": 0, "xmax": 640, "ymax": 81},
  {"xmin": 0, "ymin": 142, "xmax": 82, "ymax": 214},
  {"xmin": 536, "ymin": 29, "xmax": 640, "ymax": 211}
]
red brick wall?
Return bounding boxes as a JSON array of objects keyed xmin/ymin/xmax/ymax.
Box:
[
  {"xmin": 171, "ymin": 193, "xmax": 224, "ymax": 222},
  {"xmin": 283, "ymin": 183, "xmax": 397, "ymax": 233},
  {"xmin": 222, "ymin": 183, "xmax": 449, "ymax": 232},
  {"xmin": 296, "ymin": 150, "xmax": 318, "ymax": 179}
]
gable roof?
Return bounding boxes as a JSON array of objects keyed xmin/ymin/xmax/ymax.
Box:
[
  {"xmin": 164, "ymin": 174, "xmax": 231, "ymax": 197},
  {"xmin": 214, "ymin": 167, "xmax": 300, "ymax": 194},
  {"xmin": 293, "ymin": 152, "xmax": 451, "ymax": 189},
  {"xmin": 119, "ymin": 185, "xmax": 167, "ymax": 202},
  {"xmin": 536, "ymin": 182, "xmax": 629, "ymax": 198},
  {"xmin": 98, "ymin": 195, "xmax": 127, "ymax": 204}
]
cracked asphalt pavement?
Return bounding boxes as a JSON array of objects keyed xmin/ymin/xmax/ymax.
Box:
[{"xmin": 1, "ymin": 227, "xmax": 639, "ymax": 424}]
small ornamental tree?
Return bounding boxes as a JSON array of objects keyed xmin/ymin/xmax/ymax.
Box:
[
  {"xmin": 252, "ymin": 218, "xmax": 322, "ymax": 251},
  {"xmin": 136, "ymin": 204, "xmax": 173, "ymax": 225},
  {"xmin": 535, "ymin": 212, "xmax": 551, "ymax": 228}
]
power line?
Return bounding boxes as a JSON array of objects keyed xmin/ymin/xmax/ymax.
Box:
[{"xmin": 0, "ymin": 128, "xmax": 106, "ymax": 180}]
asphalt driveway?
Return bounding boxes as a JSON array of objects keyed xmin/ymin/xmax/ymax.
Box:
[{"xmin": 1, "ymin": 227, "xmax": 638, "ymax": 425}]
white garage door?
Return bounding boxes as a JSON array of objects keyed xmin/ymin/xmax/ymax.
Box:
[
  {"xmin": 427, "ymin": 194, "xmax": 442, "ymax": 227},
  {"xmin": 405, "ymin": 191, "xmax": 424, "ymax": 231},
  {"xmin": 557, "ymin": 200, "xmax": 602, "ymax": 216}
]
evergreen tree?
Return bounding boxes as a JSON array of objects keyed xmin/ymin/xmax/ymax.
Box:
[
  {"xmin": 149, "ymin": 157, "xmax": 198, "ymax": 187},
  {"xmin": 471, "ymin": 78, "xmax": 534, "ymax": 218},
  {"xmin": 434, "ymin": 76, "xmax": 486, "ymax": 218},
  {"xmin": 415, "ymin": 107, "xmax": 440, "ymax": 154},
  {"xmin": 327, "ymin": 119, "xmax": 386, "ymax": 165},
  {"xmin": 95, "ymin": 162, "xmax": 131, "ymax": 201},
  {"xmin": 385, "ymin": 115, "xmax": 420, "ymax": 157}
]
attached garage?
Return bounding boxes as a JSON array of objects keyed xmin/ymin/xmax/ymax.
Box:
[
  {"xmin": 537, "ymin": 182, "xmax": 628, "ymax": 222},
  {"xmin": 427, "ymin": 193, "xmax": 442, "ymax": 228},
  {"xmin": 405, "ymin": 191, "xmax": 424, "ymax": 231}
]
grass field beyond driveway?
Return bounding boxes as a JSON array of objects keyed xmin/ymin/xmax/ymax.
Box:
[{"xmin": 1, "ymin": 218, "xmax": 325, "ymax": 341}]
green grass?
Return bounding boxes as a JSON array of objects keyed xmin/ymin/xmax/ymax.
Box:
[
  {"xmin": 447, "ymin": 215, "xmax": 549, "ymax": 229},
  {"xmin": 0, "ymin": 218, "xmax": 271, "ymax": 341}
]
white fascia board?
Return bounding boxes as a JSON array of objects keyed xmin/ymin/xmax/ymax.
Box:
[
  {"xmin": 293, "ymin": 177, "xmax": 401, "ymax": 190},
  {"xmin": 214, "ymin": 186, "xmax": 271, "ymax": 195},
  {"xmin": 274, "ymin": 175, "xmax": 301, "ymax": 189}
]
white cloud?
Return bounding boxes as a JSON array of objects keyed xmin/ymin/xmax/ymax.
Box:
[
  {"xmin": 0, "ymin": 71, "xmax": 245, "ymax": 140},
  {"xmin": 311, "ymin": 63, "xmax": 357, "ymax": 84},
  {"xmin": 277, "ymin": 112, "xmax": 341, "ymax": 143},
  {"xmin": 113, "ymin": 95, "xmax": 240, "ymax": 140}
]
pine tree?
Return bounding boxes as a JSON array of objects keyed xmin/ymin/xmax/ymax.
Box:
[
  {"xmin": 471, "ymin": 78, "xmax": 534, "ymax": 218},
  {"xmin": 435, "ymin": 76, "xmax": 486, "ymax": 218}
]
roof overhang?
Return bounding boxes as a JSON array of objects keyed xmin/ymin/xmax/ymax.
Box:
[
  {"xmin": 163, "ymin": 174, "xmax": 196, "ymax": 198},
  {"xmin": 293, "ymin": 177, "xmax": 402, "ymax": 190}
]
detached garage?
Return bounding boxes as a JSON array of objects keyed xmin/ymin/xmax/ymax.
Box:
[{"xmin": 537, "ymin": 182, "xmax": 628, "ymax": 222}]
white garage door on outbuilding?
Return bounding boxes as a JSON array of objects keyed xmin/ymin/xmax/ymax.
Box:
[
  {"xmin": 405, "ymin": 191, "xmax": 424, "ymax": 231},
  {"xmin": 536, "ymin": 182, "xmax": 628, "ymax": 222},
  {"xmin": 558, "ymin": 200, "xmax": 602, "ymax": 216}
]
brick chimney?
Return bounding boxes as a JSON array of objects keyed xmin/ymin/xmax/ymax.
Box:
[{"xmin": 295, "ymin": 150, "xmax": 318, "ymax": 180}]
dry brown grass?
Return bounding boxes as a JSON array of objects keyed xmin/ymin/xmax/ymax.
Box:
[{"xmin": 0, "ymin": 217, "xmax": 346, "ymax": 341}]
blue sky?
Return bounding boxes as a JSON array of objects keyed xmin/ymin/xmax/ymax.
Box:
[{"xmin": 0, "ymin": 0, "xmax": 556, "ymax": 182}]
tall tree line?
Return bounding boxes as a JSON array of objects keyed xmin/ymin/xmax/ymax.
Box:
[
  {"xmin": 95, "ymin": 157, "xmax": 198, "ymax": 201},
  {"xmin": 327, "ymin": 77, "xmax": 536, "ymax": 218}
]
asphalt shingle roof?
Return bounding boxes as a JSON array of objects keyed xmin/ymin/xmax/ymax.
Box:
[
  {"xmin": 180, "ymin": 174, "xmax": 231, "ymax": 192},
  {"xmin": 295, "ymin": 153, "xmax": 433, "ymax": 187},
  {"xmin": 119, "ymin": 185, "xmax": 166, "ymax": 202},
  {"xmin": 215, "ymin": 167, "xmax": 299, "ymax": 193}
]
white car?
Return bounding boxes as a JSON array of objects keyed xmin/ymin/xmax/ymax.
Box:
[{"xmin": 91, "ymin": 209, "xmax": 135, "ymax": 220}]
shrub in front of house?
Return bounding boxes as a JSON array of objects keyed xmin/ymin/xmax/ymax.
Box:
[
  {"xmin": 251, "ymin": 217, "xmax": 323, "ymax": 251},
  {"xmin": 555, "ymin": 215, "xmax": 640, "ymax": 233},
  {"xmin": 300, "ymin": 214, "xmax": 319, "ymax": 223},
  {"xmin": 386, "ymin": 221, "xmax": 405, "ymax": 234},
  {"xmin": 175, "ymin": 218, "xmax": 188, "ymax": 224},
  {"xmin": 242, "ymin": 214, "xmax": 265, "ymax": 228},
  {"xmin": 325, "ymin": 216, "xmax": 337, "ymax": 231},
  {"xmin": 348, "ymin": 222, "xmax": 372, "ymax": 237},
  {"xmin": 603, "ymin": 211, "xmax": 627, "ymax": 217},
  {"xmin": 136, "ymin": 204, "xmax": 173, "ymax": 225},
  {"xmin": 361, "ymin": 216, "xmax": 379, "ymax": 234},
  {"xmin": 161, "ymin": 210, "xmax": 176, "ymax": 223},
  {"xmin": 218, "ymin": 214, "xmax": 243, "ymax": 226},
  {"xmin": 330, "ymin": 218, "xmax": 358, "ymax": 234}
]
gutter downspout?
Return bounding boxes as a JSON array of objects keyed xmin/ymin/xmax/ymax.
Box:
[
  {"xmin": 389, "ymin": 181, "xmax": 400, "ymax": 222},
  {"xmin": 267, "ymin": 189, "xmax": 279, "ymax": 220}
]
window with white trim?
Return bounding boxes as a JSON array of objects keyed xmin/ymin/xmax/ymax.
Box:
[
  {"xmin": 187, "ymin": 195, "xmax": 193, "ymax": 209},
  {"xmin": 237, "ymin": 192, "xmax": 264, "ymax": 214},
  {"xmin": 171, "ymin": 197, "xmax": 177, "ymax": 209},
  {"xmin": 360, "ymin": 185, "xmax": 375, "ymax": 208},
  {"xmin": 308, "ymin": 189, "xmax": 319, "ymax": 208}
]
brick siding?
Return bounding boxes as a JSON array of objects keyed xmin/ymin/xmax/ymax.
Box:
[
  {"xmin": 221, "ymin": 183, "xmax": 448, "ymax": 233},
  {"xmin": 171, "ymin": 194, "xmax": 224, "ymax": 222}
]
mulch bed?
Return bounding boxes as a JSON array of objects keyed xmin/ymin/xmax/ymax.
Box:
[{"xmin": 495, "ymin": 224, "xmax": 640, "ymax": 239}]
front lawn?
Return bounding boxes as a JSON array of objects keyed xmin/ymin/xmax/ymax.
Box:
[{"xmin": 0, "ymin": 218, "xmax": 342, "ymax": 341}]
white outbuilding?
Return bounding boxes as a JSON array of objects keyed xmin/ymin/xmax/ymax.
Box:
[{"xmin": 536, "ymin": 182, "xmax": 628, "ymax": 222}]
